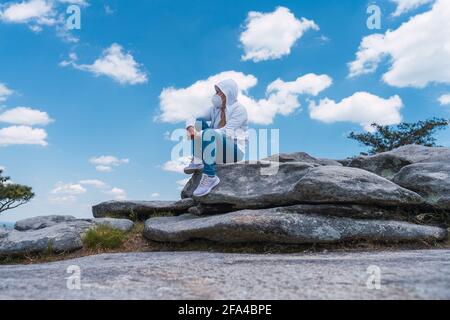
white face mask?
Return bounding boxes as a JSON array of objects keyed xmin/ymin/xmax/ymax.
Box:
[{"xmin": 212, "ymin": 94, "xmax": 223, "ymax": 108}]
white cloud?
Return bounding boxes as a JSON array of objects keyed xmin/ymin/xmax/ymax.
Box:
[
  {"xmin": 61, "ymin": 44, "xmax": 148, "ymax": 85},
  {"xmin": 438, "ymin": 94, "xmax": 450, "ymax": 105},
  {"xmin": 0, "ymin": 106, "xmax": 52, "ymax": 147},
  {"xmin": 78, "ymin": 179, "xmax": 108, "ymax": 189},
  {"xmin": 50, "ymin": 178, "xmax": 115, "ymax": 203},
  {"xmin": 150, "ymin": 192, "xmax": 160, "ymax": 198},
  {"xmin": 104, "ymin": 187, "xmax": 126, "ymax": 200},
  {"xmin": 267, "ymin": 73, "xmax": 333, "ymax": 97},
  {"xmin": 243, "ymin": 73, "xmax": 332, "ymax": 125},
  {"xmin": 49, "ymin": 176, "xmax": 93, "ymax": 203},
  {"xmin": 390, "ymin": 0, "xmax": 434, "ymax": 16},
  {"xmin": 94, "ymin": 165, "xmax": 112, "ymax": 172},
  {"xmin": 158, "ymin": 71, "xmax": 331, "ymax": 125},
  {"xmin": 57, "ymin": 0, "xmax": 88, "ymax": 5},
  {"xmin": 0, "ymin": 107, "xmax": 53, "ymax": 126},
  {"xmin": 51, "ymin": 182, "xmax": 86, "ymax": 195},
  {"xmin": 348, "ymin": 0, "xmax": 450, "ymax": 88},
  {"xmin": 0, "ymin": 83, "xmax": 14, "ymax": 103},
  {"xmin": 309, "ymin": 92, "xmax": 403, "ymax": 131},
  {"xmin": 59, "ymin": 52, "xmax": 77, "ymax": 66},
  {"xmin": 0, "ymin": 0, "xmax": 54, "ymax": 25},
  {"xmin": 0, "ymin": 0, "xmax": 88, "ymax": 37},
  {"xmin": 158, "ymin": 71, "xmax": 257, "ymax": 124},
  {"xmin": 89, "ymin": 155, "xmax": 129, "ymax": 172},
  {"xmin": 162, "ymin": 156, "xmax": 191, "ymax": 174},
  {"xmin": 90, "ymin": 156, "xmax": 129, "ymax": 166},
  {"xmin": 0, "ymin": 125, "xmax": 48, "ymax": 146},
  {"xmin": 240, "ymin": 6, "xmax": 319, "ymax": 62}
]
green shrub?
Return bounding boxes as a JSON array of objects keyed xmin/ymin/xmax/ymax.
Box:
[{"xmin": 82, "ymin": 225, "xmax": 126, "ymax": 250}]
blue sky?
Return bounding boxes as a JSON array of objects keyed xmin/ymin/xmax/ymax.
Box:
[{"xmin": 0, "ymin": 0, "xmax": 449, "ymax": 222}]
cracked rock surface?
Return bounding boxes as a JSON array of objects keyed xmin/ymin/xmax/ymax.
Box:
[{"xmin": 1, "ymin": 250, "xmax": 449, "ymax": 299}]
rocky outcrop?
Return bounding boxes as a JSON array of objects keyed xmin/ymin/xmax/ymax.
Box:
[
  {"xmin": 93, "ymin": 218, "xmax": 135, "ymax": 232},
  {"xmin": 183, "ymin": 163, "xmax": 423, "ymax": 213},
  {"xmin": 0, "ymin": 228, "xmax": 9, "ymax": 239},
  {"xmin": 1, "ymin": 216, "xmax": 134, "ymax": 256},
  {"xmin": 288, "ymin": 166, "xmax": 423, "ymax": 206},
  {"xmin": 6, "ymin": 145, "xmax": 447, "ymax": 257},
  {"xmin": 393, "ymin": 162, "xmax": 450, "ymax": 209},
  {"xmin": 13, "ymin": 215, "xmax": 136, "ymax": 232},
  {"xmin": 0, "ymin": 221, "xmax": 92, "ymax": 256},
  {"xmin": 144, "ymin": 209, "xmax": 447, "ymax": 244},
  {"xmin": 262, "ymin": 152, "xmax": 342, "ymax": 166},
  {"xmin": 345, "ymin": 145, "xmax": 450, "ymax": 179},
  {"xmin": 181, "ymin": 162, "xmax": 318, "ymax": 199},
  {"xmin": 14, "ymin": 215, "xmax": 78, "ymax": 231},
  {"xmin": 92, "ymin": 199, "xmax": 195, "ymax": 220},
  {"xmin": 153, "ymin": 145, "xmax": 449, "ymax": 246}
]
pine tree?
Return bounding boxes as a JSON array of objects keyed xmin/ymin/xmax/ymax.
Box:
[
  {"xmin": 348, "ymin": 118, "xmax": 449, "ymax": 155},
  {"xmin": 0, "ymin": 170, "xmax": 34, "ymax": 214}
]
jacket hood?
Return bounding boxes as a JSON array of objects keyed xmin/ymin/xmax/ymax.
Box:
[{"xmin": 216, "ymin": 79, "xmax": 238, "ymax": 107}]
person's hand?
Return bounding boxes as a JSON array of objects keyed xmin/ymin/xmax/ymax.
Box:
[{"xmin": 186, "ymin": 126, "xmax": 196, "ymax": 140}]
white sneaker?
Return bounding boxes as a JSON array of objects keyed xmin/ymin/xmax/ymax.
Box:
[
  {"xmin": 193, "ymin": 174, "xmax": 220, "ymax": 197},
  {"xmin": 184, "ymin": 162, "xmax": 204, "ymax": 174}
]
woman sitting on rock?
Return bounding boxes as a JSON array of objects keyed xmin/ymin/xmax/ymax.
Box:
[{"xmin": 184, "ymin": 79, "xmax": 249, "ymax": 197}]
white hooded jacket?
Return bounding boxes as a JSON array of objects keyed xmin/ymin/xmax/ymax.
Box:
[{"xmin": 186, "ymin": 79, "xmax": 249, "ymax": 153}]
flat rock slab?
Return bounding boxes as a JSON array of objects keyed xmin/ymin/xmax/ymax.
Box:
[
  {"xmin": 393, "ymin": 162, "xmax": 450, "ymax": 210},
  {"xmin": 92, "ymin": 199, "xmax": 195, "ymax": 220},
  {"xmin": 15, "ymin": 215, "xmax": 78, "ymax": 231},
  {"xmin": 0, "ymin": 250, "xmax": 449, "ymax": 299},
  {"xmin": 0, "ymin": 221, "xmax": 93, "ymax": 256},
  {"xmin": 143, "ymin": 209, "xmax": 447, "ymax": 244},
  {"xmin": 181, "ymin": 161, "xmax": 318, "ymax": 200},
  {"xmin": 346, "ymin": 144, "xmax": 450, "ymax": 179},
  {"xmin": 92, "ymin": 218, "xmax": 134, "ymax": 232},
  {"xmin": 289, "ymin": 166, "xmax": 423, "ymax": 206},
  {"xmin": 183, "ymin": 163, "xmax": 423, "ymax": 212},
  {"xmin": 1, "ymin": 216, "xmax": 135, "ymax": 256}
]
